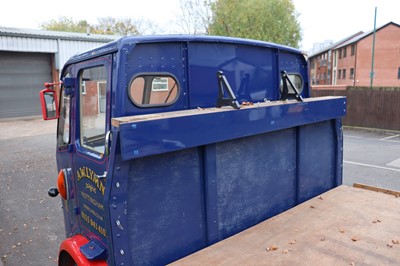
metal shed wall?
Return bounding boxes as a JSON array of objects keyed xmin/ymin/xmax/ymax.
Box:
[
  {"xmin": 0, "ymin": 35, "xmax": 110, "ymax": 69},
  {"xmin": 0, "ymin": 27, "xmax": 117, "ymax": 118},
  {"xmin": 57, "ymin": 39, "xmax": 107, "ymax": 69}
]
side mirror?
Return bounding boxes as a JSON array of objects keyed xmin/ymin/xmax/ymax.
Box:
[{"xmin": 40, "ymin": 89, "xmax": 59, "ymax": 120}]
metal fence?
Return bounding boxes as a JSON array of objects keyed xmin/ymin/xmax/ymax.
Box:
[{"xmin": 312, "ymin": 86, "xmax": 400, "ymax": 131}]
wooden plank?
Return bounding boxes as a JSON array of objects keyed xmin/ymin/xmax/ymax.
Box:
[
  {"xmin": 112, "ymin": 96, "xmax": 343, "ymax": 127},
  {"xmin": 354, "ymin": 183, "xmax": 400, "ymax": 197},
  {"xmin": 170, "ymin": 185, "xmax": 400, "ymax": 265}
]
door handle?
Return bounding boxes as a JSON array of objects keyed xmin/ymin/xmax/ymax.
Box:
[
  {"xmin": 105, "ymin": 130, "xmax": 112, "ymax": 157},
  {"xmin": 97, "ymin": 171, "xmax": 107, "ymax": 179}
]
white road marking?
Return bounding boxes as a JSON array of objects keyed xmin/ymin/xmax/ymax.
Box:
[
  {"xmin": 344, "ymin": 134, "xmax": 400, "ymax": 143},
  {"xmin": 344, "ymin": 135, "xmax": 363, "ymax": 139},
  {"xmin": 387, "ymin": 158, "xmax": 400, "ymax": 168},
  {"xmin": 344, "ymin": 160, "xmax": 400, "ymax": 172},
  {"xmin": 380, "ymin": 134, "xmax": 400, "ymax": 141}
]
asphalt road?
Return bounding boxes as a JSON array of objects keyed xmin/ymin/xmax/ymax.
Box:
[
  {"xmin": 0, "ymin": 118, "xmax": 63, "ymax": 266},
  {"xmin": 0, "ymin": 118, "xmax": 399, "ymax": 265},
  {"xmin": 343, "ymin": 127, "xmax": 400, "ymax": 190}
]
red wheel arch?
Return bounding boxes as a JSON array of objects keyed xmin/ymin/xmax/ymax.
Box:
[{"xmin": 59, "ymin": 235, "xmax": 107, "ymax": 266}]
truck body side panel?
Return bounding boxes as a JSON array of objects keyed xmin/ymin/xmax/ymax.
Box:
[{"xmin": 109, "ymin": 99, "xmax": 345, "ymax": 264}]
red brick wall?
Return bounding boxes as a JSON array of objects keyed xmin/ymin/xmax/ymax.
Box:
[
  {"xmin": 336, "ymin": 46, "xmax": 357, "ymax": 86},
  {"xmin": 356, "ymin": 24, "xmax": 400, "ymax": 87}
]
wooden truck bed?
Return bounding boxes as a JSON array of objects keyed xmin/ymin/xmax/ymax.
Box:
[{"xmin": 171, "ymin": 185, "xmax": 400, "ymax": 265}]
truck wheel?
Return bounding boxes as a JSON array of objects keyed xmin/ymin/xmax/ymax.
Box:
[{"xmin": 59, "ymin": 251, "xmax": 77, "ymax": 266}]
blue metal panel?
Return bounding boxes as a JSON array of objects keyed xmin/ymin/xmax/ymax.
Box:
[
  {"xmin": 116, "ymin": 42, "xmax": 188, "ymax": 118},
  {"xmin": 297, "ymin": 120, "xmax": 338, "ymax": 202},
  {"xmin": 215, "ymin": 129, "xmax": 297, "ymax": 239},
  {"xmin": 118, "ymin": 97, "xmax": 346, "ymax": 161},
  {"xmin": 109, "ymin": 119, "xmax": 343, "ymax": 265},
  {"xmin": 187, "ymin": 42, "xmax": 277, "ymax": 107},
  {"xmin": 279, "ymin": 51, "xmax": 310, "ymax": 97},
  {"xmin": 126, "ymin": 148, "xmax": 207, "ymax": 265}
]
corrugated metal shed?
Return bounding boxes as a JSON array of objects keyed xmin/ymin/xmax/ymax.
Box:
[{"xmin": 0, "ymin": 27, "xmax": 119, "ymax": 69}]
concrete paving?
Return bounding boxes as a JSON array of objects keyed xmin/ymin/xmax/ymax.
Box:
[
  {"xmin": 0, "ymin": 117, "xmax": 56, "ymax": 140},
  {"xmin": 0, "ymin": 117, "xmax": 62, "ymax": 266}
]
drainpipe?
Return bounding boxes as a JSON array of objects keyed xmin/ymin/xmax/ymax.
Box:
[
  {"xmin": 370, "ymin": 7, "xmax": 377, "ymax": 88},
  {"xmin": 353, "ymin": 44, "xmax": 357, "ymax": 87}
]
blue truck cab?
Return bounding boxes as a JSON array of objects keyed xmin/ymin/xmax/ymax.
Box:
[{"xmin": 40, "ymin": 35, "xmax": 346, "ymax": 265}]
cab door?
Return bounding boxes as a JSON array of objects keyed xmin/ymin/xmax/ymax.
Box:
[{"xmin": 72, "ymin": 55, "xmax": 112, "ymax": 247}]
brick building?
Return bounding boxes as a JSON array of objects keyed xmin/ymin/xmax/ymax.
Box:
[{"xmin": 309, "ymin": 22, "xmax": 400, "ymax": 87}]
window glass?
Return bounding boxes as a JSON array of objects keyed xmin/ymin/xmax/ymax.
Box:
[
  {"xmin": 129, "ymin": 75, "xmax": 179, "ymax": 107},
  {"xmin": 80, "ymin": 66, "xmax": 107, "ymax": 154},
  {"xmin": 57, "ymin": 74, "xmax": 71, "ymax": 148},
  {"xmin": 280, "ymin": 73, "xmax": 303, "ymax": 94}
]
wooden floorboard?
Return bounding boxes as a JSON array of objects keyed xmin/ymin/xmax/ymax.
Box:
[{"xmin": 171, "ymin": 185, "xmax": 400, "ymax": 265}]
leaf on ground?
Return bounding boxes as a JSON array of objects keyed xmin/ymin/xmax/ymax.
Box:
[
  {"xmin": 266, "ymin": 245, "xmax": 279, "ymax": 252},
  {"xmin": 310, "ymin": 205, "xmax": 315, "ymax": 209},
  {"xmin": 282, "ymin": 249, "xmax": 289, "ymax": 254},
  {"xmin": 318, "ymin": 196, "xmax": 324, "ymax": 200},
  {"xmin": 289, "ymin": 240, "xmax": 296, "ymax": 245},
  {"xmin": 351, "ymin": 236, "xmax": 358, "ymax": 242},
  {"xmin": 392, "ymin": 240, "xmax": 400, "ymax": 245},
  {"xmin": 339, "ymin": 229, "xmax": 345, "ymax": 233},
  {"xmin": 372, "ymin": 219, "xmax": 381, "ymax": 223}
]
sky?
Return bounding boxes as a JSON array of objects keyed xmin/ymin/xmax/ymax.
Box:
[{"xmin": 1, "ymin": 0, "xmax": 399, "ymax": 52}]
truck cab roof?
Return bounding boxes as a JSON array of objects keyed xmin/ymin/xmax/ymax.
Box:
[{"xmin": 64, "ymin": 35, "xmax": 304, "ymax": 67}]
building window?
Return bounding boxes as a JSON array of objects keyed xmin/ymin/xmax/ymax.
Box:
[
  {"xmin": 342, "ymin": 69, "xmax": 346, "ymax": 79},
  {"xmin": 343, "ymin": 47, "xmax": 347, "ymax": 58},
  {"xmin": 338, "ymin": 69, "xmax": 341, "ymax": 79},
  {"xmin": 398, "ymin": 67, "xmax": 400, "ymax": 79},
  {"xmin": 339, "ymin": 49, "xmax": 342, "ymax": 59},
  {"xmin": 351, "ymin": 44, "xmax": 355, "ymax": 56},
  {"xmin": 350, "ymin": 68, "xmax": 355, "ymax": 79},
  {"xmin": 334, "ymin": 51, "xmax": 337, "ymax": 66}
]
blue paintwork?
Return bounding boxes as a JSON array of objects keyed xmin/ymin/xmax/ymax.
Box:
[
  {"xmin": 55, "ymin": 35, "xmax": 346, "ymax": 265},
  {"xmin": 119, "ymin": 97, "xmax": 346, "ymax": 161}
]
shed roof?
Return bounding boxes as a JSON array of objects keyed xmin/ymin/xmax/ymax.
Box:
[{"xmin": 0, "ymin": 26, "xmax": 119, "ymax": 42}]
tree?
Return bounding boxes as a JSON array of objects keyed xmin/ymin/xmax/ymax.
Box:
[
  {"xmin": 93, "ymin": 17, "xmax": 139, "ymax": 36},
  {"xmin": 40, "ymin": 17, "xmax": 147, "ymax": 36},
  {"xmin": 40, "ymin": 17, "xmax": 90, "ymax": 33},
  {"xmin": 177, "ymin": 0, "xmax": 213, "ymax": 34},
  {"xmin": 208, "ymin": 0, "xmax": 302, "ymax": 48}
]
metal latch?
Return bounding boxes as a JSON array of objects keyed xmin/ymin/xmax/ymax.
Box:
[{"xmin": 80, "ymin": 239, "xmax": 107, "ymax": 260}]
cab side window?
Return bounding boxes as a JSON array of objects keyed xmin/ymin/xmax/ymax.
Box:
[
  {"xmin": 79, "ymin": 66, "xmax": 108, "ymax": 154},
  {"xmin": 129, "ymin": 75, "xmax": 179, "ymax": 107},
  {"xmin": 280, "ymin": 73, "xmax": 303, "ymax": 94},
  {"xmin": 57, "ymin": 74, "xmax": 71, "ymax": 148}
]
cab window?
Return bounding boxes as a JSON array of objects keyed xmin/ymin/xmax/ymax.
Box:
[
  {"xmin": 129, "ymin": 75, "xmax": 179, "ymax": 107},
  {"xmin": 280, "ymin": 73, "xmax": 303, "ymax": 94},
  {"xmin": 57, "ymin": 73, "xmax": 71, "ymax": 148},
  {"xmin": 79, "ymin": 65, "xmax": 107, "ymax": 154}
]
